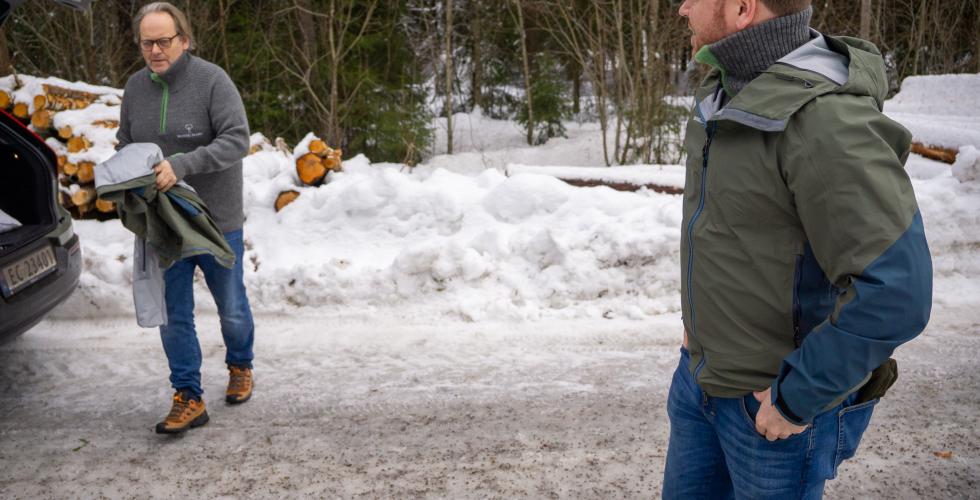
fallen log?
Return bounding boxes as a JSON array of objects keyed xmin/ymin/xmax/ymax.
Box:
[
  {"xmin": 95, "ymin": 198, "xmax": 116, "ymax": 214},
  {"xmin": 30, "ymin": 109, "xmax": 53, "ymax": 131},
  {"xmin": 559, "ymin": 178, "xmax": 684, "ymax": 195},
  {"xmin": 75, "ymin": 161, "xmax": 95, "ymax": 184},
  {"xmin": 73, "ymin": 201, "xmax": 95, "ymax": 218},
  {"xmin": 67, "ymin": 135, "xmax": 91, "ymax": 153},
  {"xmin": 36, "ymin": 84, "xmax": 99, "ymax": 112},
  {"xmin": 71, "ymin": 186, "xmax": 96, "ymax": 206},
  {"xmin": 911, "ymin": 142, "xmax": 957, "ymax": 164},
  {"xmin": 274, "ymin": 190, "xmax": 300, "ymax": 212},
  {"xmin": 63, "ymin": 161, "xmax": 79, "ymax": 177},
  {"xmin": 308, "ymin": 139, "xmax": 329, "ymax": 156},
  {"xmin": 12, "ymin": 102, "xmax": 29, "ymax": 120},
  {"xmin": 92, "ymin": 119, "xmax": 119, "ymax": 128},
  {"xmin": 296, "ymin": 153, "xmax": 327, "ymax": 186}
]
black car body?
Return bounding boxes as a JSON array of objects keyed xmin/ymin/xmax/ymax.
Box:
[
  {"xmin": 0, "ymin": 0, "xmax": 91, "ymax": 342},
  {"xmin": 0, "ymin": 111, "xmax": 81, "ymax": 342}
]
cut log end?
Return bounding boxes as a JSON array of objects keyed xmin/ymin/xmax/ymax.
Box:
[
  {"xmin": 67, "ymin": 135, "xmax": 91, "ymax": 153},
  {"xmin": 323, "ymin": 156, "xmax": 342, "ymax": 172},
  {"xmin": 274, "ymin": 190, "xmax": 300, "ymax": 212},
  {"xmin": 71, "ymin": 186, "xmax": 96, "ymax": 207},
  {"xmin": 12, "ymin": 102, "xmax": 29, "ymax": 119},
  {"xmin": 63, "ymin": 162, "xmax": 79, "ymax": 176},
  {"xmin": 308, "ymin": 139, "xmax": 329, "ymax": 156},
  {"xmin": 30, "ymin": 109, "xmax": 53, "ymax": 131},
  {"xmin": 57, "ymin": 126, "xmax": 73, "ymax": 140},
  {"xmin": 76, "ymin": 161, "xmax": 95, "ymax": 184},
  {"xmin": 95, "ymin": 198, "xmax": 116, "ymax": 214},
  {"xmin": 0, "ymin": 90, "xmax": 10, "ymax": 110},
  {"xmin": 911, "ymin": 142, "xmax": 957, "ymax": 164},
  {"xmin": 296, "ymin": 153, "xmax": 327, "ymax": 186}
]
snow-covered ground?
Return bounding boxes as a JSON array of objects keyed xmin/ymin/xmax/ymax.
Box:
[{"xmin": 1, "ymin": 75, "xmax": 979, "ymax": 498}]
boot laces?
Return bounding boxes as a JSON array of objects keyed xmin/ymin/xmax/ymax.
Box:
[
  {"xmin": 229, "ymin": 368, "xmax": 250, "ymax": 392},
  {"xmin": 167, "ymin": 393, "xmax": 192, "ymax": 421}
]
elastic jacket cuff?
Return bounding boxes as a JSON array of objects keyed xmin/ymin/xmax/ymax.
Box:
[{"xmin": 770, "ymin": 379, "xmax": 810, "ymax": 426}]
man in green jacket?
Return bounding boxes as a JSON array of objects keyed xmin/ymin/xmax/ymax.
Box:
[{"xmin": 663, "ymin": 0, "xmax": 932, "ymax": 498}]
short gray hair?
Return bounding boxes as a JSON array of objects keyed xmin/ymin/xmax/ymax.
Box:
[{"xmin": 133, "ymin": 2, "xmax": 196, "ymax": 50}]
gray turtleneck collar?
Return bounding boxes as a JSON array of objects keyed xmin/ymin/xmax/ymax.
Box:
[{"xmin": 708, "ymin": 6, "xmax": 814, "ymax": 96}]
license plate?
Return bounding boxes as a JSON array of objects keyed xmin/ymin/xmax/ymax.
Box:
[{"xmin": 1, "ymin": 245, "xmax": 57, "ymax": 297}]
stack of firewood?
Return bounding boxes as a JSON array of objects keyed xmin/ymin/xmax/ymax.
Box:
[
  {"xmin": 1, "ymin": 75, "xmax": 122, "ymax": 220},
  {"xmin": 274, "ymin": 133, "xmax": 343, "ymax": 213},
  {"xmin": 2, "ymin": 74, "xmax": 346, "ymax": 217}
]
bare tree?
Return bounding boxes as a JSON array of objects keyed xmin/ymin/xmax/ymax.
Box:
[
  {"xmin": 444, "ymin": 0, "xmax": 454, "ymax": 154},
  {"xmin": 860, "ymin": 0, "xmax": 871, "ymax": 40},
  {"xmin": 510, "ymin": 0, "xmax": 534, "ymax": 146}
]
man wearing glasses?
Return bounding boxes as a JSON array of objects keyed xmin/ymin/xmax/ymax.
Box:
[{"xmin": 116, "ymin": 2, "xmax": 254, "ymax": 434}]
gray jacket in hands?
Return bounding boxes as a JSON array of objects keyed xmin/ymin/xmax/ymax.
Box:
[{"xmin": 96, "ymin": 143, "xmax": 234, "ymax": 328}]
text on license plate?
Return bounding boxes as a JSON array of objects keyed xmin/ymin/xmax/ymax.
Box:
[{"xmin": 1, "ymin": 245, "xmax": 57, "ymax": 297}]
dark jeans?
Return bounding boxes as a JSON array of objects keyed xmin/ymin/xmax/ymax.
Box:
[
  {"xmin": 663, "ymin": 347, "xmax": 877, "ymax": 500},
  {"xmin": 159, "ymin": 229, "xmax": 254, "ymax": 397}
]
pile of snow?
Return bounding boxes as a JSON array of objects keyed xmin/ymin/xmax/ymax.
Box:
[
  {"xmin": 884, "ymin": 73, "xmax": 980, "ymax": 150},
  {"xmin": 951, "ymin": 146, "xmax": 980, "ymax": 183},
  {"xmin": 57, "ymin": 149, "xmax": 683, "ymax": 322},
  {"xmin": 43, "ymin": 72, "xmax": 980, "ymax": 324}
]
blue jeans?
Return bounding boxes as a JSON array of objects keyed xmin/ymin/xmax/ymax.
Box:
[
  {"xmin": 159, "ymin": 229, "xmax": 254, "ymax": 397},
  {"xmin": 662, "ymin": 347, "xmax": 877, "ymax": 500}
]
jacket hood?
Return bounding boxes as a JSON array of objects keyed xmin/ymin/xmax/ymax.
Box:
[{"xmin": 693, "ymin": 31, "xmax": 890, "ymax": 132}]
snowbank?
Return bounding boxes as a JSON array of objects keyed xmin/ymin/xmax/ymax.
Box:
[
  {"xmin": 884, "ymin": 73, "xmax": 980, "ymax": 150},
  {"xmin": 43, "ymin": 73, "xmax": 980, "ymax": 324}
]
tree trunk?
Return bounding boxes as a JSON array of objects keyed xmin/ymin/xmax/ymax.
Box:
[
  {"xmin": 0, "ymin": 27, "xmax": 11, "ymax": 75},
  {"xmin": 514, "ymin": 0, "xmax": 534, "ymax": 146},
  {"xmin": 860, "ymin": 0, "xmax": 872, "ymax": 40},
  {"xmin": 470, "ymin": 1, "xmax": 483, "ymax": 110},
  {"xmin": 444, "ymin": 0, "xmax": 454, "ymax": 154}
]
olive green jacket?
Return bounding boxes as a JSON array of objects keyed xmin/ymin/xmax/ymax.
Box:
[{"xmin": 681, "ymin": 33, "xmax": 932, "ymax": 424}]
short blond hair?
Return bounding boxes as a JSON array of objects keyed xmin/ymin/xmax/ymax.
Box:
[{"xmin": 133, "ymin": 2, "xmax": 196, "ymax": 50}]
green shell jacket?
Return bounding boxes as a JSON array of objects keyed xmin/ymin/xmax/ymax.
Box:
[{"xmin": 681, "ymin": 33, "xmax": 932, "ymax": 424}]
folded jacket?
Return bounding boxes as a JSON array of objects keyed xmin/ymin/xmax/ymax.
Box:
[{"xmin": 95, "ymin": 143, "xmax": 234, "ymax": 327}]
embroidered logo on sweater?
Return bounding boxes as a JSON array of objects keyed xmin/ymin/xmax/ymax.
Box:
[{"xmin": 177, "ymin": 123, "xmax": 205, "ymax": 139}]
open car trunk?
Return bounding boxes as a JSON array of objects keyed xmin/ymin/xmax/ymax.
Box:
[{"xmin": 0, "ymin": 117, "xmax": 59, "ymax": 258}]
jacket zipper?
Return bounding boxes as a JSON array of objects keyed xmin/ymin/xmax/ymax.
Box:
[
  {"xmin": 772, "ymin": 72, "xmax": 814, "ymax": 89},
  {"xmin": 686, "ymin": 119, "xmax": 717, "ymax": 381},
  {"xmin": 792, "ymin": 254, "xmax": 803, "ymax": 347},
  {"xmin": 150, "ymin": 73, "xmax": 169, "ymax": 134}
]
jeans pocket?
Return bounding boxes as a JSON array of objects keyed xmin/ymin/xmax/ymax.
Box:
[
  {"xmin": 739, "ymin": 393, "xmax": 761, "ymax": 431},
  {"xmin": 739, "ymin": 393, "xmax": 810, "ymax": 443},
  {"xmin": 833, "ymin": 398, "xmax": 878, "ymax": 475}
]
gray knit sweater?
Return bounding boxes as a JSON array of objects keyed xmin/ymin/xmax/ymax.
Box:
[{"xmin": 117, "ymin": 52, "xmax": 250, "ymax": 233}]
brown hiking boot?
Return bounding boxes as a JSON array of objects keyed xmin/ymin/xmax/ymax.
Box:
[
  {"xmin": 226, "ymin": 365, "xmax": 253, "ymax": 404},
  {"xmin": 155, "ymin": 391, "xmax": 208, "ymax": 434}
]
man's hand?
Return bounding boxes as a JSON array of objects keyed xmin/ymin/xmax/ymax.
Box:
[
  {"xmin": 154, "ymin": 160, "xmax": 177, "ymax": 192},
  {"xmin": 752, "ymin": 388, "xmax": 808, "ymax": 442}
]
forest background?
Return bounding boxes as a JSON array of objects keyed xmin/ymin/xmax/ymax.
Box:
[{"xmin": 3, "ymin": 0, "xmax": 977, "ymax": 166}]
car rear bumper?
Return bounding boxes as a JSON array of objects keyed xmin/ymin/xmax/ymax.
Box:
[{"xmin": 0, "ymin": 229, "xmax": 82, "ymax": 343}]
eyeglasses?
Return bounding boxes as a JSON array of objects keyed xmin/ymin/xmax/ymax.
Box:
[{"xmin": 139, "ymin": 33, "xmax": 181, "ymax": 51}]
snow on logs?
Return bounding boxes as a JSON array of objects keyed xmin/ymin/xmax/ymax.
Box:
[
  {"xmin": 270, "ymin": 133, "xmax": 345, "ymax": 213},
  {"xmin": 0, "ymin": 75, "xmax": 123, "ymax": 220},
  {"xmin": 296, "ymin": 138, "xmax": 342, "ymax": 186}
]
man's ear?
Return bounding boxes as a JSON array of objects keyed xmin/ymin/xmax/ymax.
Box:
[{"xmin": 734, "ymin": 0, "xmax": 758, "ymax": 30}]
